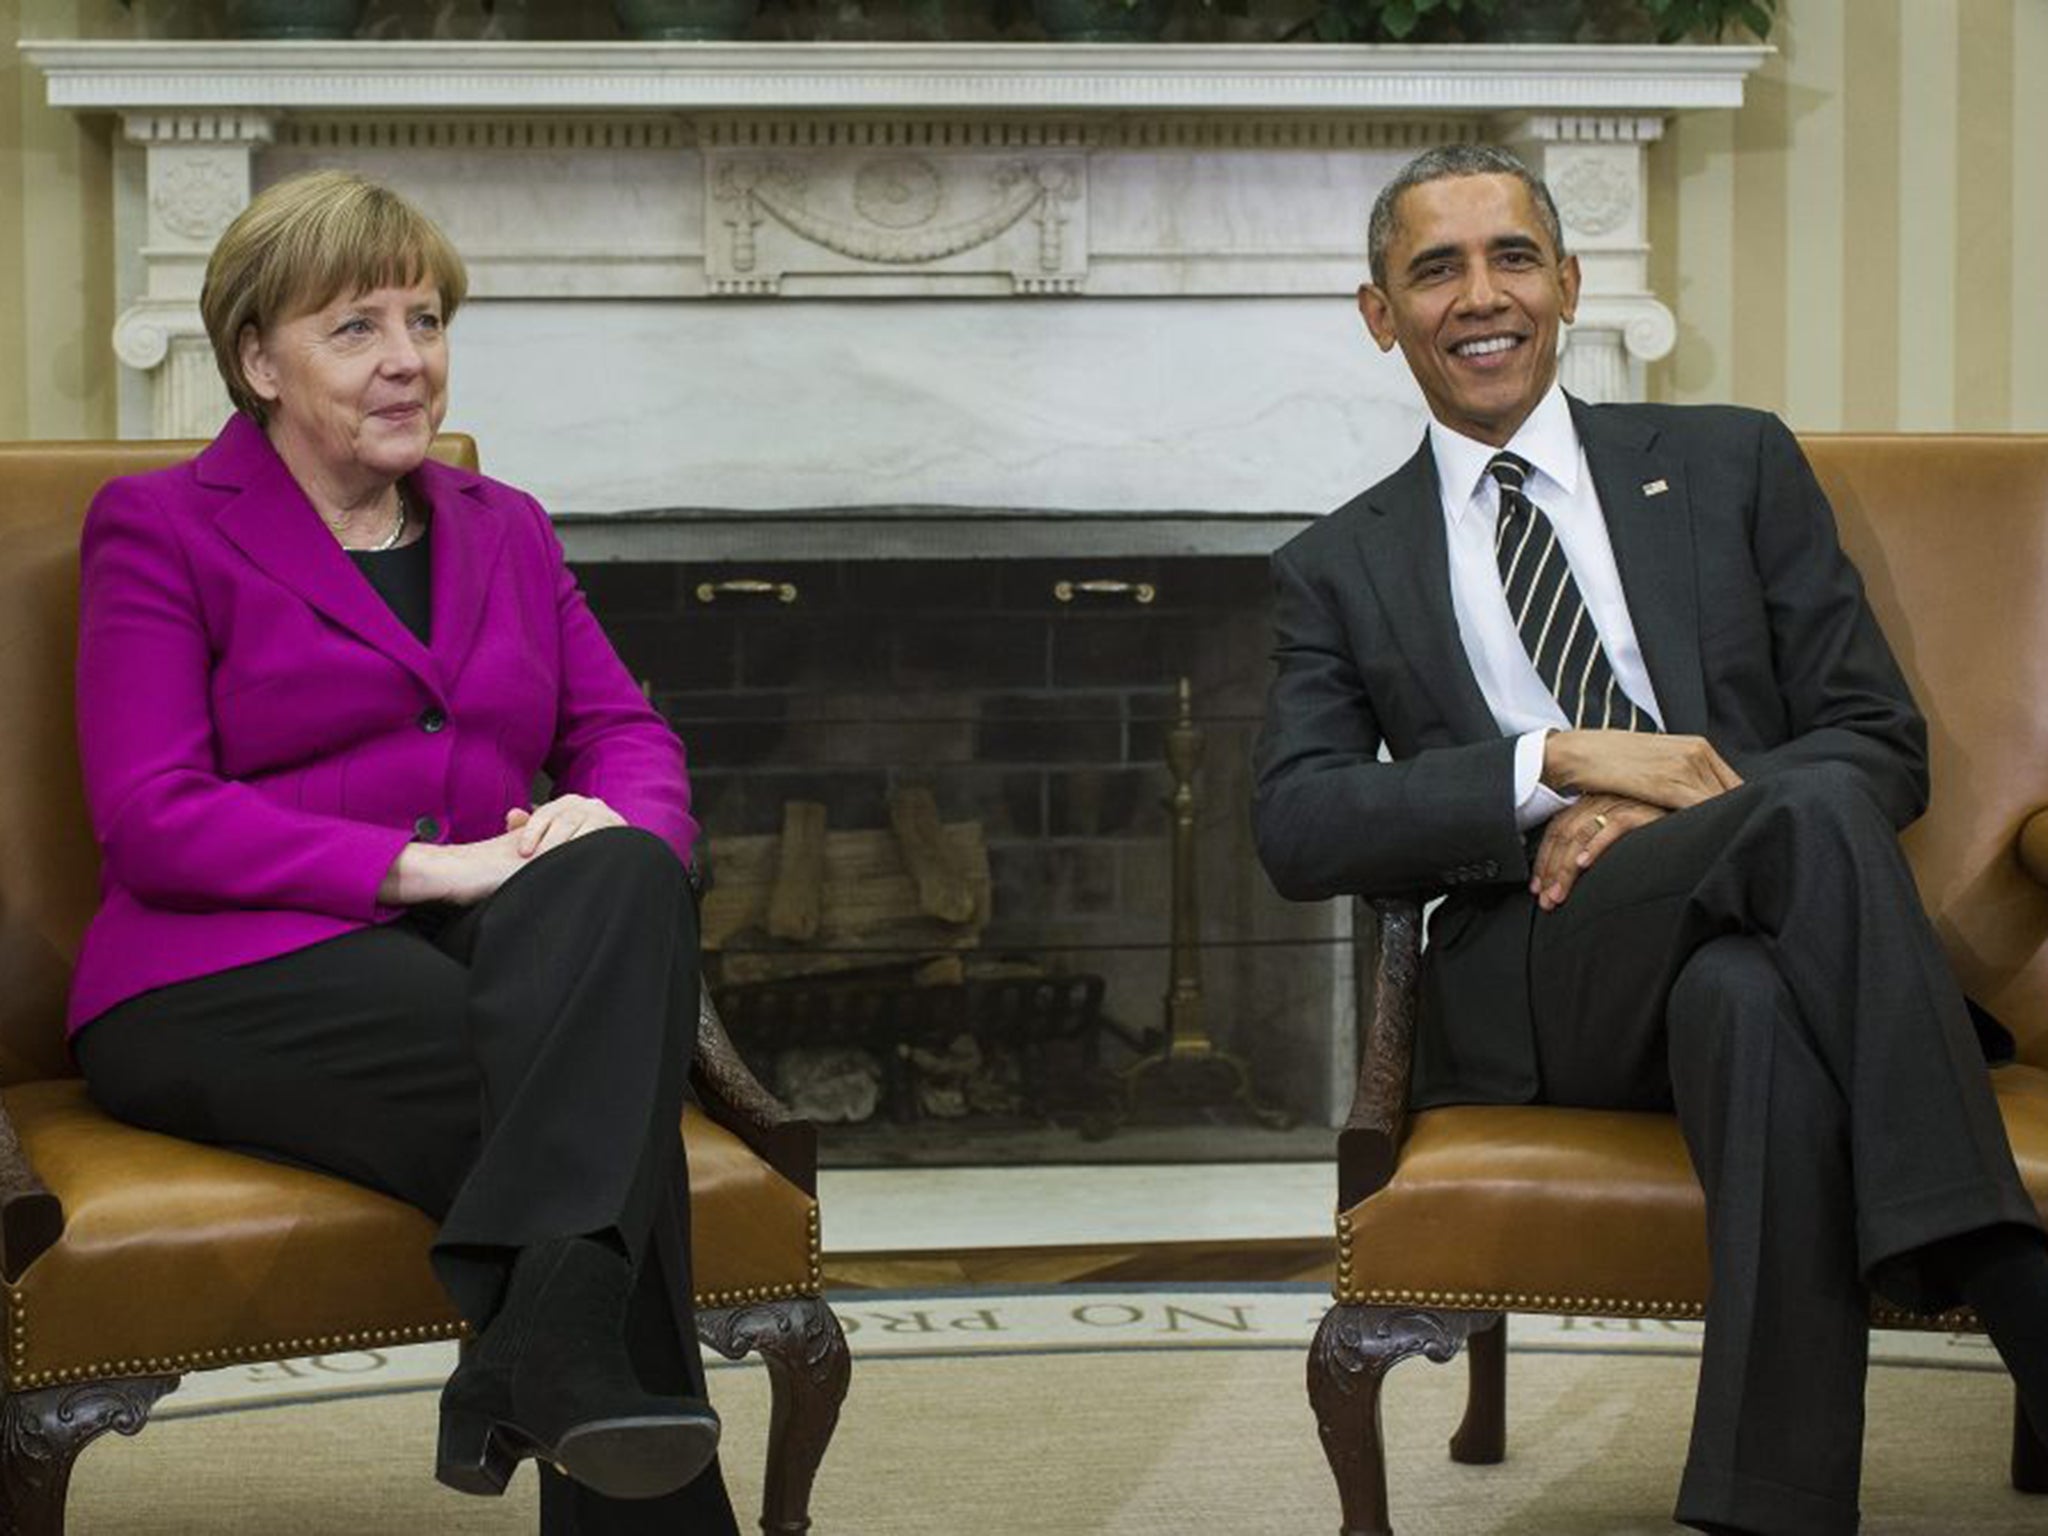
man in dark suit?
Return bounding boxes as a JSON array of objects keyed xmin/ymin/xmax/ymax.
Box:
[{"xmin": 1252, "ymin": 143, "xmax": 2048, "ymax": 1535}]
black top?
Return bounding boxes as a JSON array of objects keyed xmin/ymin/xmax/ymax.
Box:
[{"xmin": 348, "ymin": 526, "xmax": 432, "ymax": 645}]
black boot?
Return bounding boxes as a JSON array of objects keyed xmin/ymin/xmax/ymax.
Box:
[{"xmin": 436, "ymin": 1236, "xmax": 721, "ymax": 1500}]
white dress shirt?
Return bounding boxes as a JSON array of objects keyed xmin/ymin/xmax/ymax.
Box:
[{"xmin": 1428, "ymin": 384, "xmax": 1665, "ymax": 831}]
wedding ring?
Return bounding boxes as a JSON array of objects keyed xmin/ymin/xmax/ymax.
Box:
[{"xmin": 1591, "ymin": 813, "xmax": 1610, "ymax": 831}]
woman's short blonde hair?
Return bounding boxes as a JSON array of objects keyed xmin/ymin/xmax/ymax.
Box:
[{"xmin": 200, "ymin": 170, "xmax": 469, "ymax": 421}]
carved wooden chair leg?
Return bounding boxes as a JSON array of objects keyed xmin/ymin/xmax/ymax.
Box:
[
  {"xmin": 700, "ymin": 1296, "xmax": 851, "ymax": 1535},
  {"xmin": 0, "ymin": 1375, "xmax": 178, "ymax": 1536},
  {"xmin": 1447, "ymin": 1311, "xmax": 1506, "ymax": 1465},
  {"xmin": 2013, "ymin": 1391, "xmax": 2048, "ymax": 1494},
  {"xmin": 1309, "ymin": 1305, "xmax": 1485, "ymax": 1536}
]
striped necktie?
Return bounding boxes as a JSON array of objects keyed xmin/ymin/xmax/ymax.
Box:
[{"xmin": 1488, "ymin": 451, "xmax": 1657, "ymax": 732}]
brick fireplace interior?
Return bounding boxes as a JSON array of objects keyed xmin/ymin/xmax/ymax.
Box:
[{"xmin": 574, "ymin": 550, "xmax": 1350, "ymax": 1166}]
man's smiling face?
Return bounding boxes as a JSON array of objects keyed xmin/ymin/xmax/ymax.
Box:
[{"xmin": 1359, "ymin": 172, "xmax": 1580, "ymax": 448}]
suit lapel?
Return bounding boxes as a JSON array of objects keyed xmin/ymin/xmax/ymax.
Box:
[
  {"xmin": 1570, "ymin": 397, "xmax": 1707, "ymax": 735},
  {"xmin": 202, "ymin": 417, "xmax": 440, "ymax": 695},
  {"xmin": 1355, "ymin": 438, "xmax": 1500, "ymax": 744}
]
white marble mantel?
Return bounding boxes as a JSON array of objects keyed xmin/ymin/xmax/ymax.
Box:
[
  {"xmin": 28, "ymin": 39, "xmax": 1762, "ymax": 112},
  {"xmin": 27, "ymin": 40, "xmax": 1766, "ymax": 542}
]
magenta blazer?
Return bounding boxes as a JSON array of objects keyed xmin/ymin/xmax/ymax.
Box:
[{"xmin": 69, "ymin": 413, "xmax": 697, "ymax": 1034}]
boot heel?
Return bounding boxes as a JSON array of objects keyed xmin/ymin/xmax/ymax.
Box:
[{"xmin": 436, "ymin": 1407, "xmax": 519, "ymax": 1496}]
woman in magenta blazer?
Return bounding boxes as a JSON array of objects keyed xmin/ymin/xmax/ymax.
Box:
[{"xmin": 72, "ymin": 171, "xmax": 739, "ymax": 1536}]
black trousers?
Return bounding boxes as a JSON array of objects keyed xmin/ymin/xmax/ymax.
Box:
[
  {"xmin": 1527, "ymin": 760, "xmax": 2042, "ymax": 1536},
  {"xmin": 75, "ymin": 827, "xmax": 741, "ymax": 1536}
]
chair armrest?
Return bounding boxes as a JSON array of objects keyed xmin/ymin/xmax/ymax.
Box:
[
  {"xmin": 1337, "ymin": 895, "xmax": 1423, "ymax": 1210},
  {"xmin": 2019, "ymin": 808, "xmax": 2048, "ymax": 889},
  {"xmin": 691, "ymin": 983, "xmax": 820, "ymax": 1197},
  {"xmin": 0, "ymin": 1096, "xmax": 63, "ymax": 1282}
]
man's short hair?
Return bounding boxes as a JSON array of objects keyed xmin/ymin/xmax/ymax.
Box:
[{"xmin": 1366, "ymin": 144, "xmax": 1568, "ymax": 288}]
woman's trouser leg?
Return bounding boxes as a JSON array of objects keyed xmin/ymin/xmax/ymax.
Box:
[
  {"xmin": 73, "ymin": 827, "xmax": 737, "ymax": 1533},
  {"xmin": 75, "ymin": 921, "xmax": 485, "ymax": 1222},
  {"xmin": 428, "ymin": 828, "xmax": 737, "ymax": 1533},
  {"xmin": 426, "ymin": 827, "xmax": 699, "ymax": 1324}
]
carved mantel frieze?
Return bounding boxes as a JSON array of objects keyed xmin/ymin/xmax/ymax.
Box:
[
  {"xmin": 25, "ymin": 41, "xmax": 1765, "ymax": 446},
  {"xmin": 705, "ymin": 125, "xmax": 1088, "ymax": 295}
]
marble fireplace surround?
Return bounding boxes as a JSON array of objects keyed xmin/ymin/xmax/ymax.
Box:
[{"xmin": 25, "ymin": 40, "xmax": 1769, "ymax": 561}]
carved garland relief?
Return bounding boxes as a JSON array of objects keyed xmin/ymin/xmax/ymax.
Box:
[{"xmin": 708, "ymin": 150, "xmax": 1086, "ymax": 296}]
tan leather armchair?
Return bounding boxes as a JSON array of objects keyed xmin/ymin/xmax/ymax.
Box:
[
  {"xmin": 0, "ymin": 439, "xmax": 849, "ymax": 1535},
  {"xmin": 1309, "ymin": 435, "xmax": 2048, "ymax": 1535}
]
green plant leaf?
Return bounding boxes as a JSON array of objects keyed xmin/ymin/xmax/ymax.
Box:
[
  {"xmin": 1635, "ymin": 0, "xmax": 1781, "ymax": 42},
  {"xmin": 1305, "ymin": 0, "xmax": 1535, "ymax": 46}
]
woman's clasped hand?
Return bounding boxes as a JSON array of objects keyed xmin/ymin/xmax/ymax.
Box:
[{"xmin": 379, "ymin": 795, "xmax": 630, "ymax": 908}]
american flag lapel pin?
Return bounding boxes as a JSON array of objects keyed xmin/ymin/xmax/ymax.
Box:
[{"xmin": 1642, "ymin": 478, "xmax": 1669, "ymax": 497}]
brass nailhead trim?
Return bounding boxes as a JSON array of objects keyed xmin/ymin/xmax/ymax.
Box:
[
  {"xmin": 4, "ymin": 1296, "xmax": 468, "ymax": 1391},
  {"xmin": 1337, "ymin": 1286, "xmax": 1709, "ymax": 1320},
  {"xmin": 6, "ymin": 1200, "xmax": 828, "ymax": 1390},
  {"xmin": 693, "ymin": 1280, "xmax": 811, "ymax": 1311},
  {"xmin": 693, "ymin": 1201, "xmax": 826, "ymax": 1313},
  {"xmin": 1331, "ymin": 1285, "xmax": 1986, "ymax": 1334}
]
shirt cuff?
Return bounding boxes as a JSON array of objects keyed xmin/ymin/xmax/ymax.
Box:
[{"xmin": 1513, "ymin": 728, "xmax": 1578, "ymax": 832}]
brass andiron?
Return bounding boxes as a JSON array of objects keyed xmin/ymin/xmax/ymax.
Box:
[{"xmin": 1122, "ymin": 677, "xmax": 1292, "ymax": 1128}]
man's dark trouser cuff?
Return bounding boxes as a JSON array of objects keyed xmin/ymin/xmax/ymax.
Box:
[{"xmin": 1676, "ymin": 1463, "xmax": 1860, "ymax": 1536}]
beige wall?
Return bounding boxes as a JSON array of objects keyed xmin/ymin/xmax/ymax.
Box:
[
  {"xmin": 0, "ymin": 0, "xmax": 132, "ymax": 442},
  {"xmin": 1650, "ymin": 0, "xmax": 2048, "ymax": 432},
  {"xmin": 3, "ymin": 1, "xmax": 2044, "ymax": 442}
]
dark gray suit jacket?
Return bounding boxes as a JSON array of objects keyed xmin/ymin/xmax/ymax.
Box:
[{"xmin": 1251, "ymin": 397, "xmax": 1929, "ymax": 1108}]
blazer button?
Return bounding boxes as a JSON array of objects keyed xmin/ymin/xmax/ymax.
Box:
[
  {"xmin": 413, "ymin": 815, "xmax": 442, "ymax": 841},
  {"xmin": 418, "ymin": 706, "xmax": 447, "ymax": 733}
]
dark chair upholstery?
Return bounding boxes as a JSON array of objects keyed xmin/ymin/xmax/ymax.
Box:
[
  {"xmin": 1309, "ymin": 434, "xmax": 2048, "ymax": 1535},
  {"xmin": 0, "ymin": 437, "xmax": 849, "ymax": 1535}
]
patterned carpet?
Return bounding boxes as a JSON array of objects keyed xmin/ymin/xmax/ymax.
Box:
[{"xmin": 66, "ymin": 1287, "xmax": 2040, "ymax": 1535}]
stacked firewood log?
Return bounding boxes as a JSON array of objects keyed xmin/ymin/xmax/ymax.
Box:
[{"xmin": 700, "ymin": 788, "xmax": 992, "ymax": 985}]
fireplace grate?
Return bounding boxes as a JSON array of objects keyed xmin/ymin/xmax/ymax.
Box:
[{"xmin": 713, "ymin": 966, "xmax": 1111, "ymax": 1127}]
